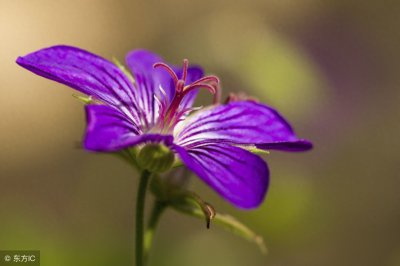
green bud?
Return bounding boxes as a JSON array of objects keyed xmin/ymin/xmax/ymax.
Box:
[
  {"xmin": 150, "ymin": 167, "xmax": 191, "ymax": 201},
  {"xmin": 137, "ymin": 144, "xmax": 175, "ymax": 173}
]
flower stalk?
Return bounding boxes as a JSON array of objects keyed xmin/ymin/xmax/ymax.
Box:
[{"xmin": 135, "ymin": 170, "xmax": 151, "ymax": 266}]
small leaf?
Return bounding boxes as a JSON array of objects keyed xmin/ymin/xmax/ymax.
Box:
[
  {"xmin": 172, "ymin": 191, "xmax": 216, "ymax": 229},
  {"xmin": 171, "ymin": 194, "xmax": 267, "ymax": 254},
  {"xmin": 212, "ymin": 213, "xmax": 267, "ymax": 254}
]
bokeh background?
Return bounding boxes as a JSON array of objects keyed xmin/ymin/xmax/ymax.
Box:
[{"xmin": 1, "ymin": 1, "xmax": 399, "ymax": 265}]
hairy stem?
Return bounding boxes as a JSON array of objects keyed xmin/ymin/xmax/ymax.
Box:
[{"xmin": 135, "ymin": 170, "xmax": 151, "ymax": 266}]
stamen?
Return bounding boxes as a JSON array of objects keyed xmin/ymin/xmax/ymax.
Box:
[
  {"xmin": 153, "ymin": 62, "xmax": 179, "ymax": 85},
  {"xmin": 158, "ymin": 85, "xmax": 169, "ymax": 105},
  {"xmin": 184, "ymin": 83, "xmax": 217, "ymax": 94},
  {"xmin": 153, "ymin": 95, "xmax": 166, "ymax": 117},
  {"xmin": 190, "ymin": 75, "xmax": 219, "ymax": 86},
  {"xmin": 184, "ymin": 75, "xmax": 220, "ymax": 103},
  {"xmin": 213, "ymin": 84, "xmax": 221, "ymax": 104},
  {"xmin": 175, "ymin": 106, "xmax": 201, "ymax": 118},
  {"xmin": 169, "ymin": 106, "xmax": 204, "ymax": 129},
  {"xmin": 176, "ymin": 80, "xmax": 185, "ymax": 93},
  {"xmin": 181, "ymin": 59, "xmax": 189, "ymax": 82}
]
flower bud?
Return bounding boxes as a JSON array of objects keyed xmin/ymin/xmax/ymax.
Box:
[{"xmin": 137, "ymin": 143, "xmax": 175, "ymax": 173}]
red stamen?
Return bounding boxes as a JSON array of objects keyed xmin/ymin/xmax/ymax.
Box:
[
  {"xmin": 184, "ymin": 75, "xmax": 220, "ymax": 97},
  {"xmin": 190, "ymin": 75, "xmax": 219, "ymax": 86},
  {"xmin": 153, "ymin": 62, "xmax": 179, "ymax": 85},
  {"xmin": 176, "ymin": 80, "xmax": 185, "ymax": 93},
  {"xmin": 213, "ymin": 83, "xmax": 221, "ymax": 104},
  {"xmin": 181, "ymin": 59, "xmax": 189, "ymax": 82},
  {"xmin": 153, "ymin": 58, "xmax": 222, "ymax": 133},
  {"xmin": 184, "ymin": 83, "xmax": 217, "ymax": 94}
]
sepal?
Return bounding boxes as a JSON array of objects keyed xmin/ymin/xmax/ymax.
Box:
[
  {"xmin": 73, "ymin": 94, "xmax": 94, "ymax": 104},
  {"xmin": 112, "ymin": 56, "xmax": 135, "ymax": 83},
  {"xmin": 115, "ymin": 147, "xmax": 140, "ymax": 170},
  {"xmin": 248, "ymin": 147, "xmax": 270, "ymax": 155},
  {"xmin": 149, "ymin": 167, "xmax": 191, "ymax": 201},
  {"xmin": 171, "ymin": 191, "xmax": 216, "ymax": 229},
  {"xmin": 137, "ymin": 144, "xmax": 175, "ymax": 173}
]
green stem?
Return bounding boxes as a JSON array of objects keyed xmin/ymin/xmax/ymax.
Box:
[
  {"xmin": 135, "ymin": 170, "xmax": 151, "ymax": 266},
  {"xmin": 144, "ymin": 200, "xmax": 167, "ymax": 263}
]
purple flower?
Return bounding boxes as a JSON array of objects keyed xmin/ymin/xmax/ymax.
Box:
[{"xmin": 16, "ymin": 45, "xmax": 312, "ymax": 209}]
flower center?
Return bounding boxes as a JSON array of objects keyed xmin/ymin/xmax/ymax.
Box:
[{"xmin": 153, "ymin": 59, "xmax": 220, "ymax": 133}]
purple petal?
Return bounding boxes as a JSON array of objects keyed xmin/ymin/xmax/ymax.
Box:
[
  {"xmin": 174, "ymin": 144, "xmax": 269, "ymax": 209},
  {"xmin": 16, "ymin": 45, "xmax": 141, "ymax": 126},
  {"xmin": 175, "ymin": 101, "xmax": 312, "ymax": 152},
  {"xmin": 84, "ymin": 104, "xmax": 172, "ymax": 151},
  {"xmin": 125, "ymin": 50, "xmax": 174, "ymax": 126}
]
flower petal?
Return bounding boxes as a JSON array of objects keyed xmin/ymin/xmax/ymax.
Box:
[
  {"xmin": 174, "ymin": 143, "xmax": 269, "ymax": 209},
  {"xmin": 16, "ymin": 45, "xmax": 141, "ymax": 126},
  {"xmin": 175, "ymin": 101, "xmax": 312, "ymax": 151},
  {"xmin": 125, "ymin": 50, "xmax": 173, "ymax": 126},
  {"xmin": 84, "ymin": 104, "xmax": 172, "ymax": 151}
]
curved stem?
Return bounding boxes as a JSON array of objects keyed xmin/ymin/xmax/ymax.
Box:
[
  {"xmin": 144, "ymin": 200, "xmax": 167, "ymax": 263},
  {"xmin": 135, "ymin": 170, "xmax": 151, "ymax": 266}
]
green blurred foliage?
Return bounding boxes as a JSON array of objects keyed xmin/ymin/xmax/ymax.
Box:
[{"xmin": 1, "ymin": 0, "xmax": 400, "ymax": 266}]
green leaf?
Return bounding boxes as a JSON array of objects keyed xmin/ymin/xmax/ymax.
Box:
[
  {"xmin": 211, "ymin": 213, "xmax": 267, "ymax": 254},
  {"xmin": 175, "ymin": 191, "xmax": 216, "ymax": 229}
]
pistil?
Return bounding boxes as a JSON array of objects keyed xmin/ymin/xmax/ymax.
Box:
[{"xmin": 153, "ymin": 59, "xmax": 220, "ymax": 133}]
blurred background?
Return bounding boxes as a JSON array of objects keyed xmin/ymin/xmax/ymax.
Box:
[{"xmin": 1, "ymin": 0, "xmax": 399, "ymax": 265}]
